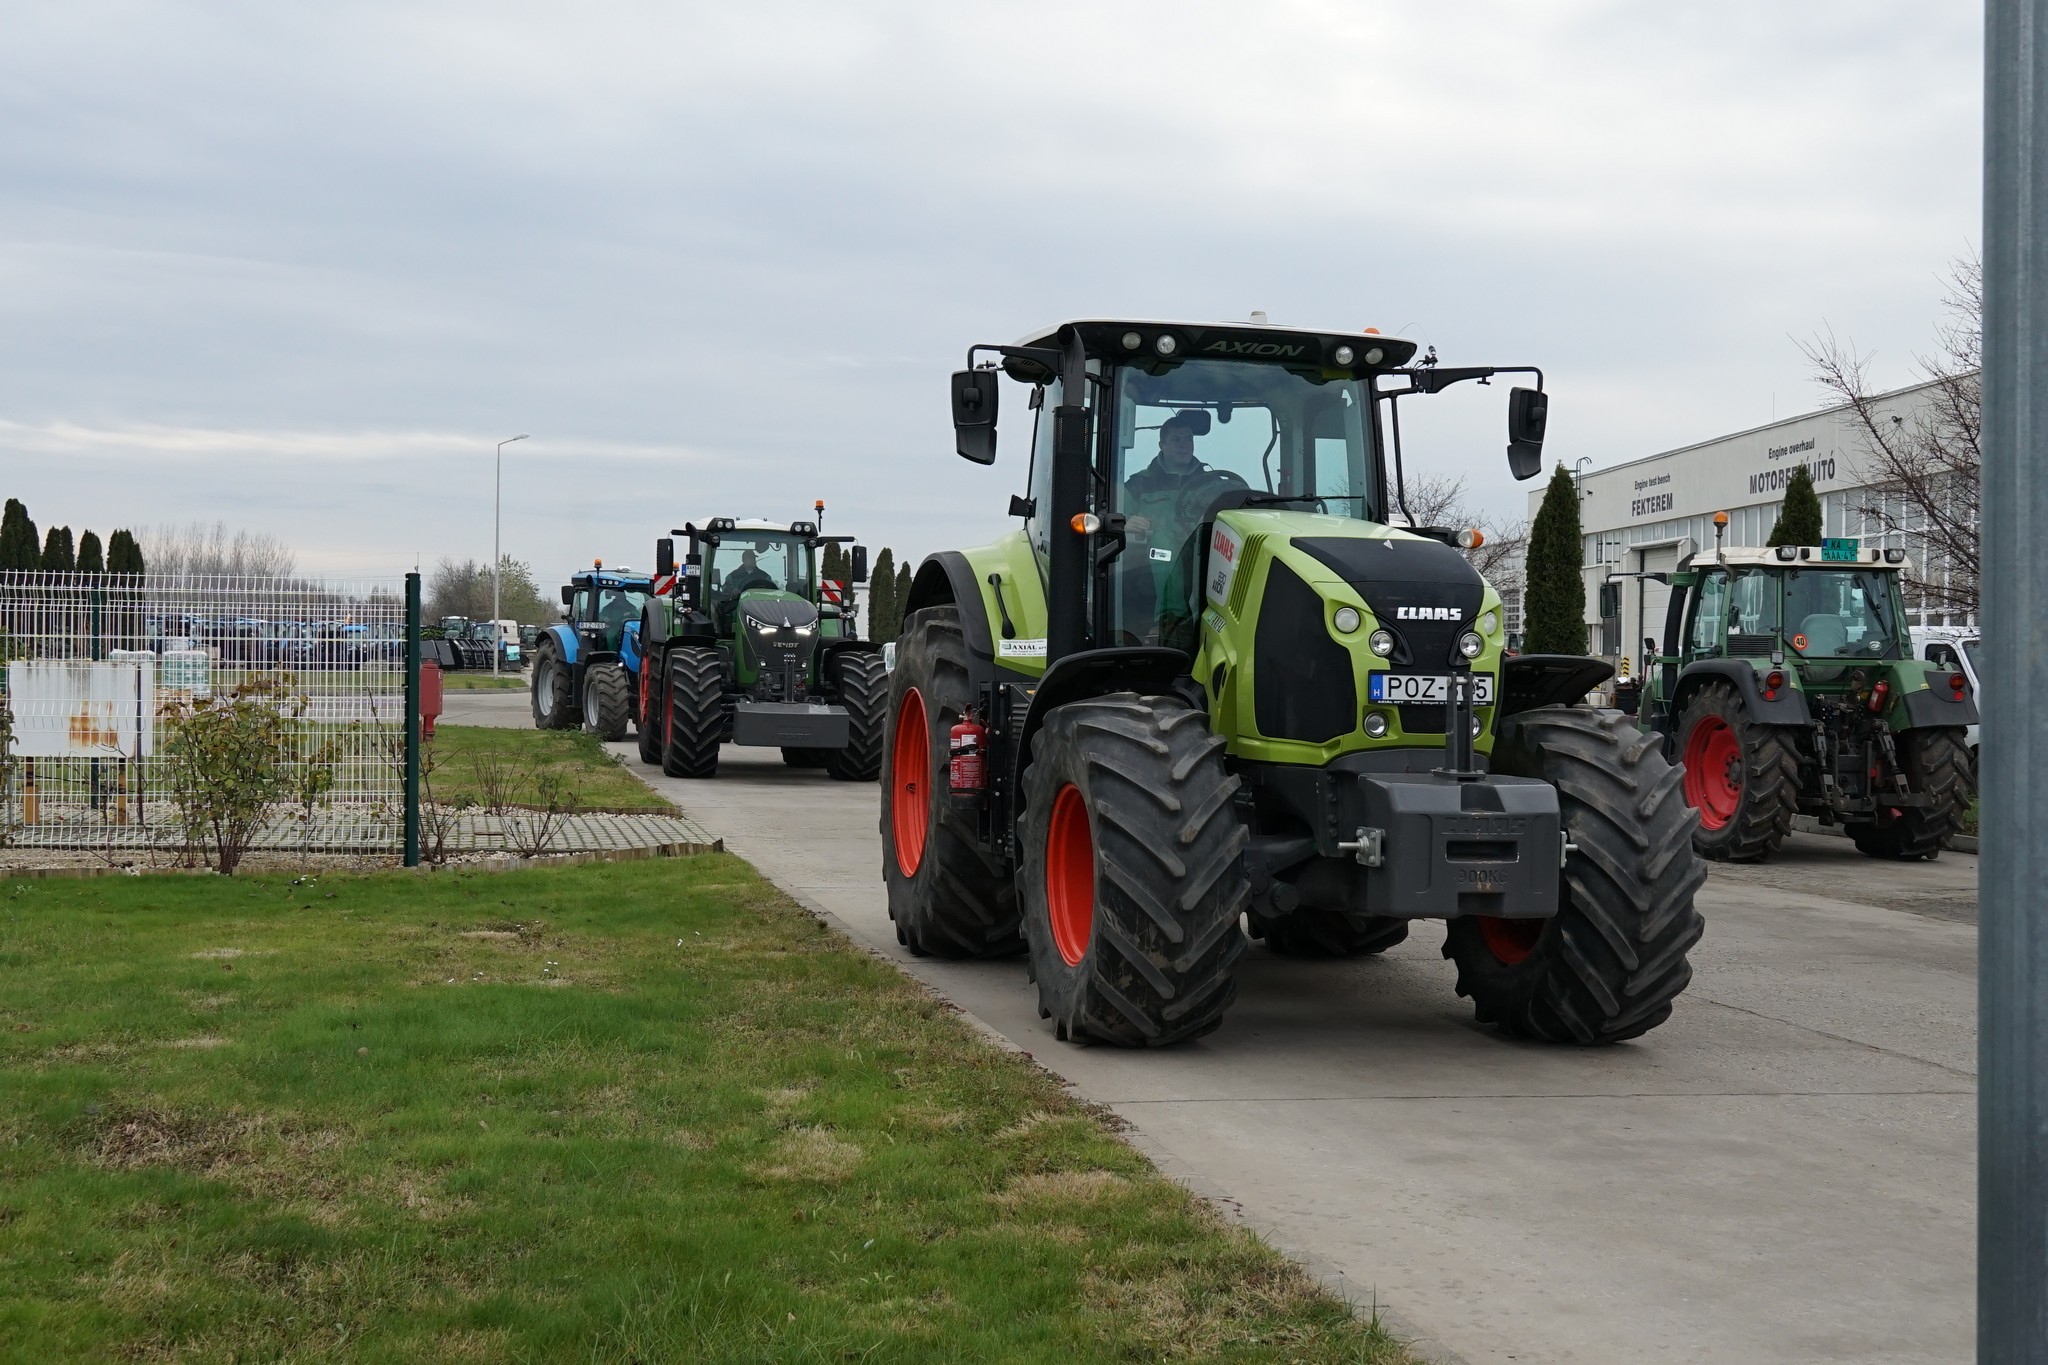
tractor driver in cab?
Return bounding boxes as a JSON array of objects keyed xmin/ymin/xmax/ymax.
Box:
[
  {"xmin": 1120, "ymin": 408, "xmax": 1245, "ymax": 649},
  {"xmin": 714, "ymin": 548, "xmax": 776, "ymax": 634}
]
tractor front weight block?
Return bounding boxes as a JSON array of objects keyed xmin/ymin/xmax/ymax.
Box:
[
  {"xmin": 1245, "ymin": 763, "xmax": 1562, "ymax": 922},
  {"xmin": 730, "ymin": 700, "xmax": 851, "ymax": 749}
]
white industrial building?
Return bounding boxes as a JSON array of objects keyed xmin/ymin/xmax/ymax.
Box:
[{"xmin": 1536, "ymin": 378, "xmax": 1972, "ymax": 672}]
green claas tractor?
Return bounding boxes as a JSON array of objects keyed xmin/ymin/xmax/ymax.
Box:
[
  {"xmin": 1639, "ymin": 537, "xmax": 1977, "ymax": 861},
  {"xmin": 635, "ymin": 517, "xmax": 887, "ymax": 781},
  {"xmin": 881, "ymin": 318, "xmax": 1705, "ymax": 1047}
]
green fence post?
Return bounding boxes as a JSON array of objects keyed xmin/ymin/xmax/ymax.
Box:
[{"xmin": 405, "ymin": 572, "xmax": 421, "ymax": 867}]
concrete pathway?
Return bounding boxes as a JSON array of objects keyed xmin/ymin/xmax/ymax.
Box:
[{"xmin": 615, "ymin": 740, "xmax": 1975, "ymax": 1365}]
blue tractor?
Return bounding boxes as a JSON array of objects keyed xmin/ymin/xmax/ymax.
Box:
[{"xmin": 530, "ymin": 562, "xmax": 655, "ymax": 739}]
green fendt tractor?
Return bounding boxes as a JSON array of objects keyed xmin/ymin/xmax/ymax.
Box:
[
  {"xmin": 635, "ymin": 517, "xmax": 887, "ymax": 782},
  {"xmin": 1639, "ymin": 537, "xmax": 1977, "ymax": 861},
  {"xmin": 881, "ymin": 318, "xmax": 1705, "ymax": 1047}
]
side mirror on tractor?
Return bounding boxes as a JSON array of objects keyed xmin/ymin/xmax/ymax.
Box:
[
  {"xmin": 559, "ymin": 585, "xmax": 575, "ymax": 606},
  {"xmin": 655, "ymin": 537, "xmax": 675, "ymax": 579},
  {"xmin": 1506, "ymin": 386, "xmax": 1548, "ymax": 481},
  {"xmin": 850, "ymin": 545, "xmax": 869, "ymax": 583},
  {"xmin": 951, "ymin": 368, "xmax": 999, "ymax": 464}
]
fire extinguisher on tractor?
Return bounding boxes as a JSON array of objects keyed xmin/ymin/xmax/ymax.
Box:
[{"xmin": 949, "ymin": 710, "xmax": 987, "ymax": 798}]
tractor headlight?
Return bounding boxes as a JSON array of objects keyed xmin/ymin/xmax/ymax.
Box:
[
  {"xmin": 1479, "ymin": 610, "xmax": 1499, "ymax": 637},
  {"xmin": 1332, "ymin": 606, "xmax": 1361, "ymax": 634},
  {"xmin": 1368, "ymin": 629, "xmax": 1395, "ymax": 657},
  {"xmin": 1363, "ymin": 710, "xmax": 1390, "ymax": 738},
  {"xmin": 1459, "ymin": 631, "xmax": 1484, "ymax": 659},
  {"xmin": 1333, "ymin": 344, "xmax": 1356, "ymax": 366}
]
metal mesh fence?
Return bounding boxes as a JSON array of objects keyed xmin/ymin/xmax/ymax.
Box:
[{"xmin": 0, "ymin": 571, "xmax": 410, "ymax": 854}]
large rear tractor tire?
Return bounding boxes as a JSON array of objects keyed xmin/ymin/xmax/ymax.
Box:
[
  {"xmin": 1257, "ymin": 911, "xmax": 1408, "ymax": 958},
  {"xmin": 1677, "ymin": 683, "xmax": 1799, "ymax": 861},
  {"xmin": 581, "ymin": 662, "xmax": 632, "ymax": 741},
  {"xmin": 530, "ymin": 645, "xmax": 573, "ymax": 730},
  {"xmin": 1848, "ymin": 726, "xmax": 1973, "ymax": 860},
  {"xmin": 1020, "ymin": 693, "xmax": 1248, "ymax": 1047},
  {"xmin": 661, "ymin": 648, "xmax": 724, "ymax": 779},
  {"xmin": 1444, "ymin": 706, "xmax": 1706, "ymax": 1045},
  {"xmin": 825, "ymin": 652, "xmax": 887, "ymax": 782},
  {"xmin": 637, "ymin": 664, "xmax": 665, "ymax": 766},
  {"xmin": 880, "ymin": 608, "xmax": 1019, "ymax": 958}
]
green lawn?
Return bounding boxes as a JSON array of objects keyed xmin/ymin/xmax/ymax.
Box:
[
  {"xmin": 0, "ymin": 858, "xmax": 1408, "ymax": 1363},
  {"xmin": 424, "ymin": 726, "xmax": 675, "ymax": 814}
]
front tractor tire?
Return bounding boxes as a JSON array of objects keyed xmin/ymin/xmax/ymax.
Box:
[
  {"xmin": 1444, "ymin": 706, "xmax": 1706, "ymax": 1045},
  {"xmin": 582, "ymin": 662, "xmax": 633, "ymax": 741},
  {"xmin": 880, "ymin": 608, "xmax": 1019, "ymax": 958},
  {"xmin": 1020, "ymin": 693, "xmax": 1248, "ymax": 1047},
  {"xmin": 661, "ymin": 648, "xmax": 724, "ymax": 779},
  {"xmin": 530, "ymin": 645, "xmax": 573, "ymax": 730},
  {"xmin": 637, "ymin": 666, "xmax": 665, "ymax": 766},
  {"xmin": 825, "ymin": 651, "xmax": 887, "ymax": 782},
  {"xmin": 1677, "ymin": 683, "xmax": 1799, "ymax": 861},
  {"xmin": 1849, "ymin": 726, "xmax": 1973, "ymax": 860}
]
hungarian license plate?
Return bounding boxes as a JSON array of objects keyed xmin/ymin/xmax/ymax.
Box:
[
  {"xmin": 1368, "ymin": 672, "xmax": 1496, "ymax": 704},
  {"xmin": 1822, "ymin": 537, "xmax": 1861, "ymax": 562}
]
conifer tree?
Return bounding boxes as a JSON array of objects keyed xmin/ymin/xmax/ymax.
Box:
[
  {"xmin": 1524, "ymin": 463, "xmax": 1588, "ymax": 655},
  {"xmin": 1766, "ymin": 465, "xmax": 1825, "ymax": 547},
  {"xmin": 867, "ymin": 548, "xmax": 896, "ymax": 641},
  {"xmin": 106, "ymin": 529, "xmax": 146, "ymax": 576},
  {"xmin": 0, "ymin": 500, "xmax": 39, "ymax": 572},
  {"xmin": 895, "ymin": 562, "xmax": 913, "ymax": 632},
  {"xmin": 76, "ymin": 530, "xmax": 104, "ymax": 573},
  {"xmin": 41, "ymin": 526, "xmax": 75, "ymax": 572}
]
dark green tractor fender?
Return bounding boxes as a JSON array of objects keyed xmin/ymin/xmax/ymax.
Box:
[
  {"xmin": 1671, "ymin": 659, "xmax": 1812, "ymax": 728},
  {"xmin": 1898, "ymin": 682, "xmax": 1979, "ymax": 729}
]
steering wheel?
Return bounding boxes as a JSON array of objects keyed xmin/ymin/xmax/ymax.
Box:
[{"xmin": 1173, "ymin": 469, "xmax": 1251, "ymax": 526}]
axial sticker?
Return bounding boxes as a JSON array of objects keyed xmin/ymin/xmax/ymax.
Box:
[{"xmin": 998, "ymin": 638, "xmax": 1047, "ymax": 659}]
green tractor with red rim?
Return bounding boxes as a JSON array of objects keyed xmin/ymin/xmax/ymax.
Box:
[
  {"xmin": 880, "ymin": 318, "xmax": 1706, "ymax": 1048},
  {"xmin": 1639, "ymin": 537, "xmax": 1977, "ymax": 860}
]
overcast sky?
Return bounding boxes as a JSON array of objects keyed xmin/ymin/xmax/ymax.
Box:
[{"xmin": 0, "ymin": 1, "xmax": 1982, "ymax": 586}]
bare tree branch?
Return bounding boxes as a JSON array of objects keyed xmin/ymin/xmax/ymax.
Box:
[{"xmin": 1799, "ymin": 254, "xmax": 1981, "ymax": 614}]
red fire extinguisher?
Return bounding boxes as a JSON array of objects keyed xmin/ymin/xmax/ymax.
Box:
[{"xmin": 950, "ymin": 711, "xmax": 988, "ymax": 796}]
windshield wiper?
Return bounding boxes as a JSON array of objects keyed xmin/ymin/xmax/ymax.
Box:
[{"xmin": 1238, "ymin": 492, "xmax": 1368, "ymax": 510}]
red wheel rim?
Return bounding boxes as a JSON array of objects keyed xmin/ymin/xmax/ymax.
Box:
[
  {"xmin": 1682, "ymin": 715, "xmax": 1743, "ymax": 830},
  {"xmin": 1046, "ymin": 784, "xmax": 1095, "ymax": 967},
  {"xmin": 1477, "ymin": 916, "xmax": 1544, "ymax": 965},
  {"xmin": 891, "ymin": 689, "xmax": 929, "ymax": 876}
]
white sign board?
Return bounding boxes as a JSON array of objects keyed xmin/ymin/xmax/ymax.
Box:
[{"xmin": 6, "ymin": 660, "xmax": 155, "ymax": 758}]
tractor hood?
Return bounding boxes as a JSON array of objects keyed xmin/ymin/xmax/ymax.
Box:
[
  {"xmin": 739, "ymin": 594, "xmax": 819, "ymax": 632},
  {"xmin": 1292, "ymin": 535, "xmax": 1485, "ymax": 670}
]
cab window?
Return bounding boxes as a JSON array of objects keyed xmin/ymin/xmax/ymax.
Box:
[{"xmin": 1688, "ymin": 570, "xmax": 1728, "ymax": 655}]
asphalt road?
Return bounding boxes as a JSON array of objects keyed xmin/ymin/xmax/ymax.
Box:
[{"xmin": 450, "ymin": 690, "xmax": 1976, "ymax": 1365}]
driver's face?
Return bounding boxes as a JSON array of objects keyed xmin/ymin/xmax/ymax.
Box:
[
  {"xmin": 741, "ymin": 551, "xmax": 758, "ymax": 567},
  {"xmin": 1161, "ymin": 427, "xmax": 1197, "ymax": 467}
]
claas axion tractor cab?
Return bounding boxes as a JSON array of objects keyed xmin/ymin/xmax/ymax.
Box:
[
  {"xmin": 1641, "ymin": 534, "xmax": 1977, "ymax": 861},
  {"xmin": 634, "ymin": 517, "xmax": 887, "ymax": 782},
  {"xmin": 882, "ymin": 318, "xmax": 1705, "ymax": 1047}
]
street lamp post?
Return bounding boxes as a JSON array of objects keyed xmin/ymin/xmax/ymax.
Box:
[{"xmin": 494, "ymin": 434, "xmax": 528, "ymax": 676}]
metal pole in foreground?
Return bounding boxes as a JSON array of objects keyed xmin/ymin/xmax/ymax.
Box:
[
  {"xmin": 404, "ymin": 571, "xmax": 421, "ymax": 868},
  {"xmin": 1980, "ymin": 2, "xmax": 2048, "ymax": 1358},
  {"xmin": 494, "ymin": 434, "xmax": 528, "ymax": 676}
]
